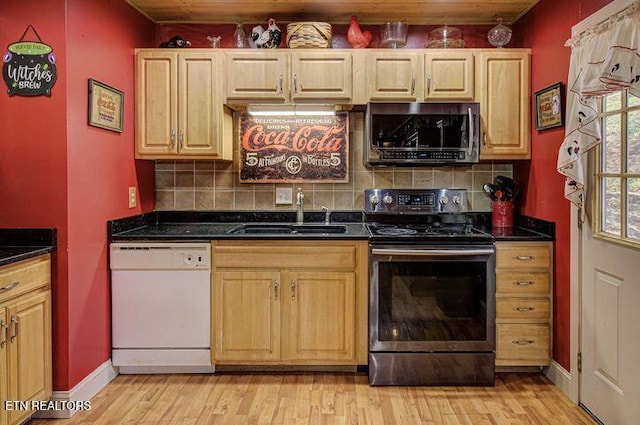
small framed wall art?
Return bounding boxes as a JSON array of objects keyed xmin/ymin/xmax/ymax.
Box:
[
  {"xmin": 534, "ymin": 82, "xmax": 564, "ymax": 131},
  {"xmin": 88, "ymin": 78, "xmax": 124, "ymax": 132}
]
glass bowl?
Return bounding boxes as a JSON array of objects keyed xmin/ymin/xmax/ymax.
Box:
[
  {"xmin": 380, "ymin": 22, "xmax": 408, "ymax": 48},
  {"xmin": 425, "ymin": 25, "xmax": 465, "ymax": 48}
]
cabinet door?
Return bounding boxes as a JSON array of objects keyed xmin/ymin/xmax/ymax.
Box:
[
  {"xmin": 7, "ymin": 291, "xmax": 51, "ymax": 425},
  {"xmin": 0, "ymin": 307, "xmax": 7, "ymax": 425},
  {"xmin": 178, "ymin": 52, "xmax": 223, "ymax": 157},
  {"xmin": 213, "ymin": 271, "xmax": 281, "ymax": 362},
  {"xmin": 135, "ymin": 51, "xmax": 178, "ymax": 156},
  {"xmin": 283, "ymin": 272, "xmax": 356, "ymax": 362},
  {"xmin": 366, "ymin": 52, "xmax": 420, "ymax": 101},
  {"xmin": 476, "ymin": 51, "xmax": 531, "ymax": 159},
  {"xmin": 291, "ymin": 51, "xmax": 352, "ymax": 102},
  {"xmin": 424, "ymin": 50, "xmax": 474, "ymax": 100},
  {"xmin": 225, "ymin": 51, "xmax": 288, "ymax": 102}
]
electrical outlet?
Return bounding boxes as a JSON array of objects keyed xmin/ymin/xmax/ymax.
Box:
[
  {"xmin": 128, "ymin": 187, "xmax": 137, "ymax": 208},
  {"xmin": 275, "ymin": 187, "xmax": 293, "ymax": 205}
]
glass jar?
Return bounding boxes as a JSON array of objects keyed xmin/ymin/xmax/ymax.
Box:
[
  {"xmin": 487, "ymin": 18, "xmax": 512, "ymax": 48},
  {"xmin": 233, "ymin": 23, "xmax": 248, "ymax": 48}
]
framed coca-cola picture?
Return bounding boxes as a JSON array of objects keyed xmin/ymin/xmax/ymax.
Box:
[{"xmin": 239, "ymin": 112, "xmax": 349, "ymax": 183}]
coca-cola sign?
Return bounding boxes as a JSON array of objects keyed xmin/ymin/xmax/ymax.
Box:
[{"xmin": 239, "ymin": 112, "xmax": 349, "ymax": 182}]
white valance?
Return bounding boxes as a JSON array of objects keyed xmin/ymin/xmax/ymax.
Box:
[{"xmin": 558, "ymin": 0, "xmax": 640, "ymax": 207}]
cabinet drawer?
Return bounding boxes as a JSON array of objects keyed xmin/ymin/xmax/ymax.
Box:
[
  {"xmin": 497, "ymin": 297, "xmax": 550, "ymax": 319},
  {"xmin": 496, "ymin": 271, "xmax": 550, "ymax": 294},
  {"xmin": 496, "ymin": 244, "xmax": 551, "ymax": 269},
  {"xmin": 496, "ymin": 324, "xmax": 550, "ymax": 363},
  {"xmin": 213, "ymin": 244, "xmax": 357, "ymax": 269},
  {"xmin": 0, "ymin": 255, "xmax": 50, "ymax": 304}
]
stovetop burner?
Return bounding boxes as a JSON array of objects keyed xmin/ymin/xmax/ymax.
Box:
[{"xmin": 374, "ymin": 227, "xmax": 418, "ymax": 236}]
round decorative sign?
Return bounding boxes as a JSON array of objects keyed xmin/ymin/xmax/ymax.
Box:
[{"xmin": 2, "ymin": 25, "xmax": 57, "ymax": 97}]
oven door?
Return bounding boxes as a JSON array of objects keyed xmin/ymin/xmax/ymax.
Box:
[{"xmin": 369, "ymin": 244, "xmax": 495, "ymax": 353}]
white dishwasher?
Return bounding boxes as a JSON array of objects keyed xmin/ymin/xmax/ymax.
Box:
[{"xmin": 110, "ymin": 242, "xmax": 214, "ymax": 374}]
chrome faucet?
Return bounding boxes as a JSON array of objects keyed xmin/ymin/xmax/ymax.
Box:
[
  {"xmin": 321, "ymin": 206, "xmax": 330, "ymax": 225},
  {"xmin": 296, "ymin": 187, "xmax": 304, "ymax": 224}
]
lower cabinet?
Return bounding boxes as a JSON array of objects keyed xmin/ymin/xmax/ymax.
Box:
[
  {"xmin": 495, "ymin": 242, "xmax": 553, "ymax": 367},
  {"xmin": 0, "ymin": 255, "xmax": 52, "ymax": 425},
  {"xmin": 211, "ymin": 240, "xmax": 367, "ymax": 365}
]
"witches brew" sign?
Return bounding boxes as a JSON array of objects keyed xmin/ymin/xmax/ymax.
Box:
[
  {"xmin": 2, "ymin": 25, "xmax": 57, "ymax": 97},
  {"xmin": 239, "ymin": 112, "xmax": 349, "ymax": 183}
]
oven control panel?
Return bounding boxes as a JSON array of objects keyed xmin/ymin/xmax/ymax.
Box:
[{"xmin": 364, "ymin": 188, "xmax": 468, "ymax": 214}]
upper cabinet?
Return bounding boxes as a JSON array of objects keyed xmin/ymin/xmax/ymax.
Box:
[
  {"xmin": 135, "ymin": 50, "xmax": 233, "ymax": 160},
  {"xmin": 225, "ymin": 50, "xmax": 353, "ymax": 104},
  {"xmin": 475, "ymin": 50, "xmax": 531, "ymax": 160},
  {"xmin": 366, "ymin": 51, "xmax": 421, "ymax": 101},
  {"xmin": 424, "ymin": 50, "xmax": 475, "ymax": 100}
]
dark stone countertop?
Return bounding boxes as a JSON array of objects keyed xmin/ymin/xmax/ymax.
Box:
[
  {"xmin": 109, "ymin": 211, "xmax": 554, "ymax": 242},
  {"xmin": 0, "ymin": 228, "xmax": 57, "ymax": 267},
  {"xmin": 109, "ymin": 211, "xmax": 370, "ymax": 241}
]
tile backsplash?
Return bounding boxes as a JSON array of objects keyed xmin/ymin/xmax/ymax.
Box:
[{"xmin": 155, "ymin": 113, "xmax": 512, "ymax": 213}]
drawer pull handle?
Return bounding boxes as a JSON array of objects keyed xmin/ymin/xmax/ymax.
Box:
[
  {"xmin": 0, "ymin": 281, "xmax": 20, "ymax": 291},
  {"xmin": 273, "ymin": 280, "xmax": 279, "ymax": 300},
  {"xmin": 10, "ymin": 316, "xmax": 18, "ymax": 342},
  {"xmin": 514, "ymin": 281, "xmax": 534, "ymax": 286},
  {"xmin": 514, "ymin": 255, "xmax": 535, "ymax": 261},
  {"xmin": 512, "ymin": 339, "xmax": 534, "ymax": 345},
  {"xmin": 514, "ymin": 307, "xmax": 535, "ymax": 312},
  {"xmin": 0, "ymin": 319, "xmax": 7, "ymax": 348}
]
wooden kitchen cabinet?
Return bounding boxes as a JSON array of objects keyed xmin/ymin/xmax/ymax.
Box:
[
  {"xmin": 211, "ymin": 240, "xmax": 367, "ymax": 366},
  {"xmin": 424, "ymin": 50, "xmax": 475, "ymax": 100},
  {"xmin": 224, "ymin": 50, "xmax": 353, "ymax": 103},
  {"xmin": 0, "ymin": 255, "xmax": 52, "ymax": 425},
  {"xmin": 476, "ymin": 50, "xmax": 531, "ymax": 159},
  {"xmin": 135, "ymin": 50, "xmax": 233, "ymax": 160},
  {"xmin": 366, "ymin": 51, "xmax": 421, "ymax": 101},
  {"xmin": 495, "ymin": 242, "xmax": 552, "ymax": 367}
]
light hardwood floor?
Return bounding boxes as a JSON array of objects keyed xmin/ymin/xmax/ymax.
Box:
[{"xmin": 28, "ymin": 372, "xmax": 596, "ymax": 425}]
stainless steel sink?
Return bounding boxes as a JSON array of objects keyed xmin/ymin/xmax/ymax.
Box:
[{"xmin": 228, "ymin": 224, "xmax": 347, "ymax": 235}]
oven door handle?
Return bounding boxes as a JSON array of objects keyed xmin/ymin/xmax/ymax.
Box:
[{"xmin": 372, "ymin": 248, "xmax": 494, "ymax": 257}]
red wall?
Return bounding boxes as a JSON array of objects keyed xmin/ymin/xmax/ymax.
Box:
[
  {"xmin": 513, "ymin": 0, "xmax": 612, "ymax": 370},
  {"xmin": 0, "ymin": 0, "xmax": 154, "ymax": 391}
]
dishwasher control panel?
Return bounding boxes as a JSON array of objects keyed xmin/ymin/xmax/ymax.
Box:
[{"xmin": 110, "ymin": 243, "xmax": 211, "ymax": 270}]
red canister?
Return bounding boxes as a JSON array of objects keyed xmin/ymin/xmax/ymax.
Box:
[{"xmin": 492, "ymin": 201, "xmax": 514, "ymax": 228}]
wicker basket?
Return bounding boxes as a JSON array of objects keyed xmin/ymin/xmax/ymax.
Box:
[{"xmin": 286, "ymin": 22, "xmax": 332, "ymax": 48}]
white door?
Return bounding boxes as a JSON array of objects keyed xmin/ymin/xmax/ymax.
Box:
[{"xmin": 580, "ymin": 222, "xmax": 640, "ymax": 424}]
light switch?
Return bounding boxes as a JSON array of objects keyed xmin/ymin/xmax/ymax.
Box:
[{"xmin": 275, "ymin": 187, "xmax": 293, "ymax": 205}]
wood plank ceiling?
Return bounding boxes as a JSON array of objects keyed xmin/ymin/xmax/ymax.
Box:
[{"xmin": 125, "ymin": 0, "xmax": 540, "ymax": 25}]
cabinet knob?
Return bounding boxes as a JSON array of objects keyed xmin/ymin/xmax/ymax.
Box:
[
  {"xmin": 0, "ymin": 281, "xmax": 19, "ymax": 291},
  {"xmin": 170, "ymin": 129, "xmax": 176, "ymax": 149},
  {"xmin": 512, "ymin": 339, "xmax": 534, "ymax": 345},
  {"xmin": 0, "ymin": 319, "xmax": 7, "ymax": 348},
  {"xmin": 514, "ymin": 255, "xmax": 535, "ymax": 261},
  {"xmin": 513, "ymin": 306, "xmax": 535, "ymax": 312},
  {"xmin": 10, "ymin": 316, "xmax": 18, "ymax": 342}
]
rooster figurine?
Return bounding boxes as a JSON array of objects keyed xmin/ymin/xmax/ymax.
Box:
[
  {"xmin": 347, "ymin": 15, "xmax": 372, "ymax": 48},
  {"xmin": 251, "ymin": 18, "xmax": 282, "ymax": 48}
]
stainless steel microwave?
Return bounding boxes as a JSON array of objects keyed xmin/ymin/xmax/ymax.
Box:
[{"xmin": 364, "ymin": 102, "xmax": 480, "ymax": 166}]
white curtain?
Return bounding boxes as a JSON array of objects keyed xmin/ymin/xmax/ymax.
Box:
[{"xmin": 558, "ymin": 1, "xmax": 640, "ymax": 207}]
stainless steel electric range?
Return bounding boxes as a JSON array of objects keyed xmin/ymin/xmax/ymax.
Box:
[{"xmin": 364, "ymin": 188, "xmax": 496, "ymax": 386}]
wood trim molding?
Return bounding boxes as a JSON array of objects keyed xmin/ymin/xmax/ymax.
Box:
[{"xmin": 32, "ymin": 360, "xmax": 118, "ymax": 419}]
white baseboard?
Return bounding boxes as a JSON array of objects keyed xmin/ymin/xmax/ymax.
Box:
[
  {"xmin": 32, "ymin": 359, "xmax": 118, "ymax": 419},
  {"xmin": 545, "ymin": 360, "xmax": 577, "ymax": 403}
]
